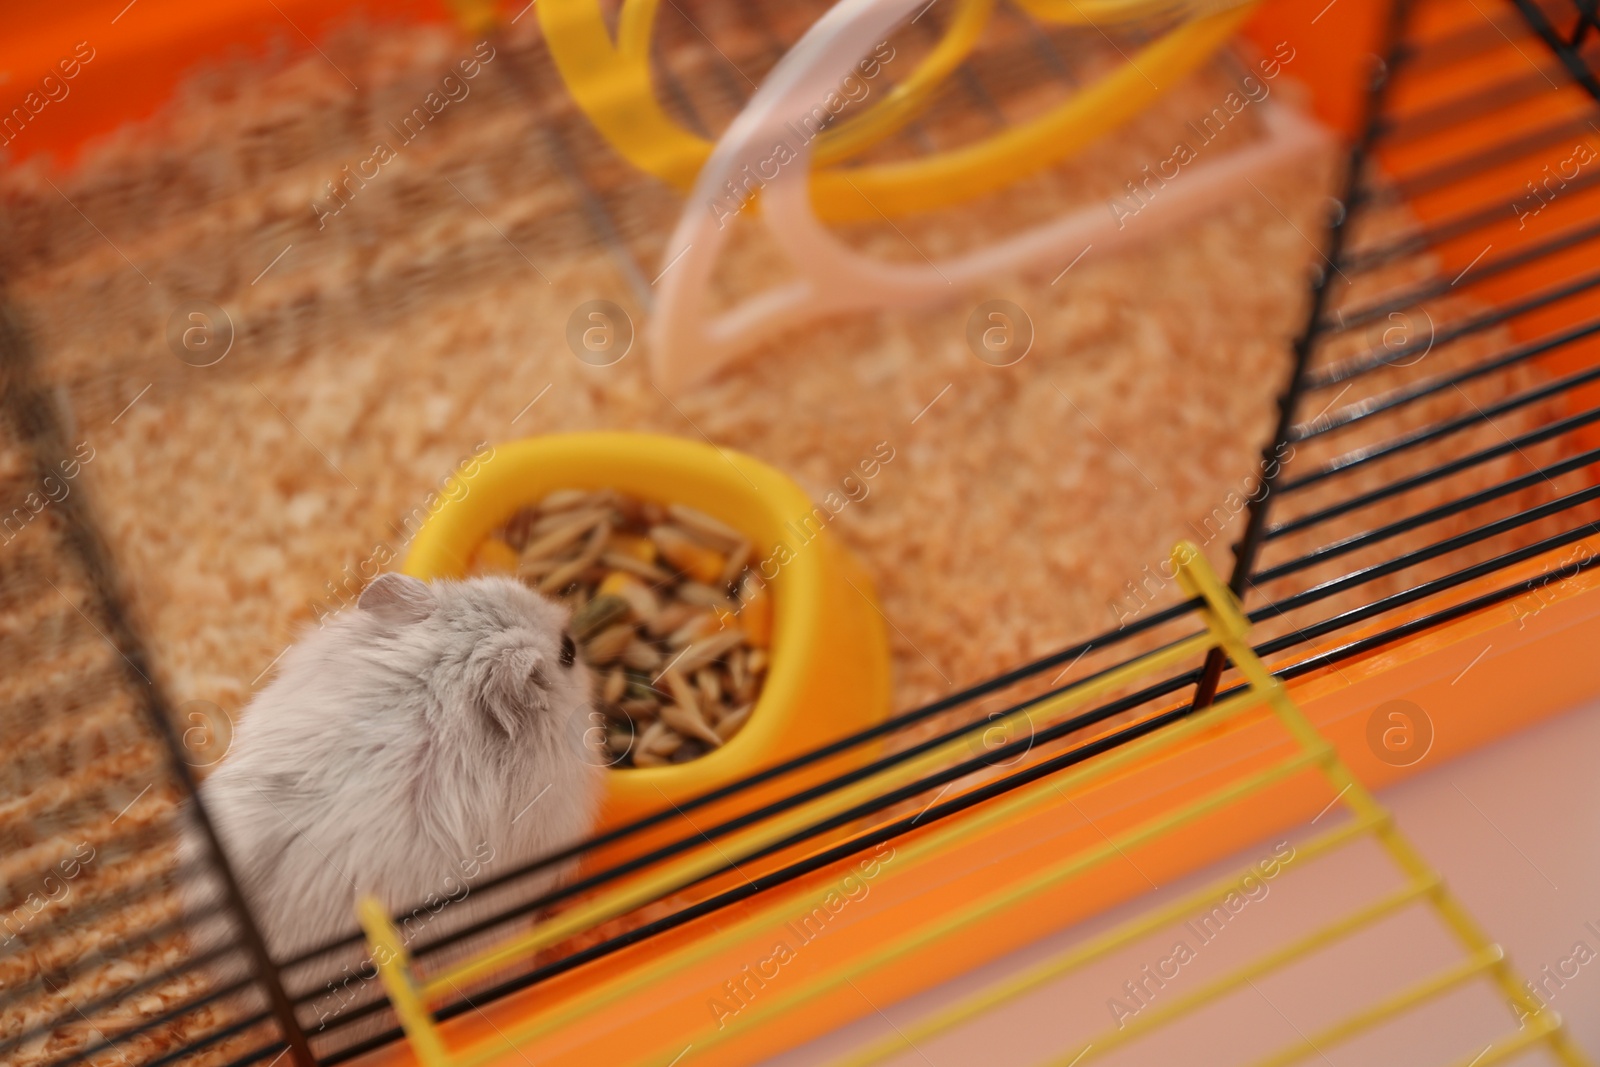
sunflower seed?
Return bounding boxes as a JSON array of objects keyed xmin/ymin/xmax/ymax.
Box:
[
  {"xmin": 650, "ymin": 525, "xmax": 726, "ymax": 584},
  {"xmin": 530, "ymin": 504, "xmax": 608, "ymax": 539},
  {"xmin": 695, "ymin": 668, "xmax": 722, "ymax": 708},
  {"xmin": 521, "ymin": 509, "xmax": 607, "ymax": 562},
  {"xmin": 661, "ymin": 703, "xmax": 722, "ymax": 747},
  {"xmin": 676, "ymin": 581, "xmax": 736, "ymax": 612},
  {"xmin": 620, "ymin": 697, "xmax": 661, "ymax": 719},
  {"xmin": 539, "ymin": 488, "xmax": 596, "ymax": 513},
  {"xmin": 666, "ymin": 612, "xmax": 719, "ymax": 649},
  {"xmin": 600, "ymin": 551, "xmax": 673, "ymax": 583},
  {"xmin": 621, "ymin": 639, "xmax": 663, "ymax": 671},
  {"xmin": 515, "ymin": 556, "xmax": 565, "ymax": 581},
  {"xmin": 540, "ymin": 521, "xmax": 612, "ymax": 592},
  {"xmin": 639, "ymin": 719, "xmax": 681, "ymax": 756},
  {"xmin": 648, "ymin": 602, "xmax": 698, "ymax": 637},
  {"xmin": 673, "ymin": 629, "xmax": 747, "ymax": 676},
  {"xmin": 582, "ymin": 622, "xmax": 635, "ymax": 664},
  {"xmin": 602, "ymin": 668, "xmax": 626, "ymax": 705},
  {"xmin": 662, "ymin": 670, "xmax": 698, "ymax": 713},
  {"xmin": 667, "ymin": 503, "xmax": 747, "ymax": 551},
  {"xmin": 605, "ymin": 574, "xmax": 661, "ymax": 627}
]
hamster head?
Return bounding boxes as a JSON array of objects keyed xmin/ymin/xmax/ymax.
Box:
[{"xmin": 349, "ymin": 572, "xmax": 597, "ymax": 766}]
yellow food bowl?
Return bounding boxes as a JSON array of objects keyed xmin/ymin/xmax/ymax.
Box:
[{"xmin": 401, "ymin": 432, "xmax": 893, "ymax": 832}]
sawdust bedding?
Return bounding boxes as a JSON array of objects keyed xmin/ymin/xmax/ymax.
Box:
[
  {"xmin": 2, "ymin": 24, "xmax": 1333, "ymax": 721},
  {"xmin": 0, "ymin": 10, "xmax": 1569, "ymax": 1067}
]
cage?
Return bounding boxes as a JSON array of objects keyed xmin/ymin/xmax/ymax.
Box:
[{"xmin": 4, "ymin": 0, "xmax": 1600, "ymax": 1064}]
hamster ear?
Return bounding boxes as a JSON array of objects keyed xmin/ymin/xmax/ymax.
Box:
[
  {"xmin": 480, "ymin": 644, "xmax": 549, "ymax": 739},
  {"xmin": 358, "ymin": 573, "xmax": 436, "ymax": 624}
]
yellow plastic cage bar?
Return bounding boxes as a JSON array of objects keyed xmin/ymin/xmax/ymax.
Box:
[{"xmin": 533, "ymin": 0, "xmax": 1261, "ymax": 222}]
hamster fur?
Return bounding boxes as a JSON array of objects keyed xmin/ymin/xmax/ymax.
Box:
[{"xmin": 178, "ymin": 573, "xmax": 602, "ymax": 1031}]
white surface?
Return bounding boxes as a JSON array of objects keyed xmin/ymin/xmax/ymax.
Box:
[{"xmin": 769, "ymin": 697, "xmax": 1600, "ymax": 1066}]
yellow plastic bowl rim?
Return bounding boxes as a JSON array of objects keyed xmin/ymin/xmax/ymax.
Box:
[{"xmin": 400, "ymin": 431, "xmax": 830, "ymax": 790}]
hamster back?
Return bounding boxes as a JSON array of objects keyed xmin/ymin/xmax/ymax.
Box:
[{"xmin": 178, "ymin": 573, "xmax": 602, "ymax": 1012}]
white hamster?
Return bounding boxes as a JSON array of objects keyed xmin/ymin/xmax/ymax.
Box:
[{"xmin": 178, "ymin": 572, "xmax": 602, "ymax": 1020}]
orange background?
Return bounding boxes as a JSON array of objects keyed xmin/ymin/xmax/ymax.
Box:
[{"xmin": 2, "ymin": 0, "xmax": 1387, "ymax": 170}]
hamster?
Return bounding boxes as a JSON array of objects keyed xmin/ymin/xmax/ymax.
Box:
[{"xmin": 178, "ymin": 573, "xmax": 602, "ymax": 1032}]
